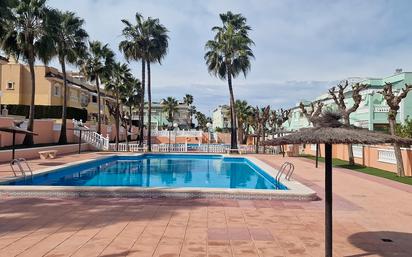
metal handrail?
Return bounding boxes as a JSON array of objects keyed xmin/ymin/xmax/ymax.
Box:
[
  {"xmin": 276, "ymin": 162, "xmax": 295, "ymax": 181},
  {"xmin": 10, "ymin": 158, "xmax": 33, "ymax": 177}
]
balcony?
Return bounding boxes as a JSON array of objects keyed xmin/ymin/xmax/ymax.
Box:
[{"xmin": 373, "ymin": 105, "xmax": 389, "ymax": 113}]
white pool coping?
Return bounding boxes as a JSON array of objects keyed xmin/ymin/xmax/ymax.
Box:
[{"xmin": 0, "ymin": 153, "xmax": 318, "ymax": 201}]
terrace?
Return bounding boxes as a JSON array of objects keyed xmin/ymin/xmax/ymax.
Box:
[{"xmin": 0, "ymin": 153, "xmax": 411, "ymax": 256}]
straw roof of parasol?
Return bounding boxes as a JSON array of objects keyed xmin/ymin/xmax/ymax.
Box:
[
  {"xmin": 263, "ymin": 112, "xmax": 412, "ymax": 146},
  {"xmin": 0, "ymin": 125, "xmax": 37, "ymax": 135}
]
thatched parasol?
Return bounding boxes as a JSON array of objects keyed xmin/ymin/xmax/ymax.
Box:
[
  {"xmin": 0, "ymin": 122, "xmax": 38, "ymax": 160},
  {"xmin": 263, "ymin": 112, "xmax": 412, "ymax": 257}
]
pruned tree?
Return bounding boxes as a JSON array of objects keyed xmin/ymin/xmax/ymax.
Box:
[
  {"xmin": 299, "ymin": 101, "xmax": 324, "ymax": 125},
  {"xmin": 275, "ymin": 108, "xmax": 291, "ymax": 130},
  {"xmin": 299, "ymin": 101, "xmax": 324, "ymax": 167},
  {"xmin": 275, "ymin": 108, "xmax": 291, "ymax": 156},
  {"xmin": 379, "ymin": 83, "xmax": 412, "ymax": 177},
  {"xmin": 251, "ymin": 106, "xmax": 270, "ymax": 153},
  {"xmin": 329, "ymin": 81, "xmax": 367, "ymax": 165},
  {"xmin": 267, "ymin": 110, "xmax": 277, "ymax": 138}
]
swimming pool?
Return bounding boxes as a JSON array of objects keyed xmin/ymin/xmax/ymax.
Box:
[
  {"xmin": 0, "ymin": 154, "xmax": 317, "ymax": 200},
  {"xmin": 5, "ymin": 154, "xmax": 287, "ymax": 190}
]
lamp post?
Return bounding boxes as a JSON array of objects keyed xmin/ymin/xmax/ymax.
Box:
[
  {"xmin": 168, "ymin": 122, "xmax": 172, "ymax": 152},
  {"xmin": 124, "ymin": 113, "xmax": 130, "ymax": 151},
  {"xmin": 173, "ymin": 123, "xmax": 178, "ymax": 151},
  {"xmin": 206, "ymin": 122, "xmax": 211, "ymax": 153},
  {"xmin": 168, "ymin": 122, "xmax": 178, "ymax": 152}
]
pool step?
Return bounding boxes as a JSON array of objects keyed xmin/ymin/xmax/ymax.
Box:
[{"xmin": 10, "ymin": 158, "xmax": 33, "ymax": 178}]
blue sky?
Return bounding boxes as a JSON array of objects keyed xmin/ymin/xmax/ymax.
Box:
[{"xmin": 48, "ymin": 0, "xmax": 412, "ymax": 114}]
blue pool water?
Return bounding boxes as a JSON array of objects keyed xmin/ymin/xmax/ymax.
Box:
[{"xmin": 5, "ymin": 154, "xmax": 287, "ymax": 190}]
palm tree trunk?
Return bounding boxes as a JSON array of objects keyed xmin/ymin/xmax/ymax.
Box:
[
  {"xmin": 125, "ymin": 123, "xmax": 129, "ymax": 151},
  {"xmin": 389, "ymin": 115, "xmax": 405, "ymax": 176},
  {"xmin": 147, "ymin": 61, "xmax": 152, "ymax": 152},
  {"xmin": 262, "ymin": 128, "xmax": 266, "ymax": 153},
  {"xmin": 238, "ymin": 121, "xmax": 244, "ymax": 146},
  {"xmin": 139, "ymin": 60, "xmax": 146, "ymax": 146},
  {"xmin": 96, "ymin": 76, "xmax": 102, "ymax": 134},
  {"xmin": 244, "ymin": 124, "xmax": 250, "ymax": 144},
  {"xmin": 129, "ymin": 105, "xmax": 132, "ymax": 142},
  {"xmin": 255, "ymin": 133, "xmax": 260, "ymax": 154},
  {"xmin": 115, "ymin": 90, "xmax": 120, "ymax": 151},
  {"xmin": 227, "ymin": 69, "xmax": 238, "ymax": 150},
  {"xmin": 23, "ymin": 58, "xmax": 36, "ymax": 146},
  {"xmin": 58, "ymin": 58, "xmax": 68, "ymax": 144}
]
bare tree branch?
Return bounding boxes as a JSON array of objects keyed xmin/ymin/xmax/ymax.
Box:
[{"xmin": 347, "ymin": 83, "xmax": 368, "ymax": 114}]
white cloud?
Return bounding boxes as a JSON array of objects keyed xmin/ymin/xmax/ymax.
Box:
[{"xmin": 46, "ymin": 0, "xmax": 412, "ymax": 114}]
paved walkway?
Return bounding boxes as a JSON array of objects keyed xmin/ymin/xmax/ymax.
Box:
[{"xmin": 0, "ymin": 153, "xmax": 411, "ymax": 256}]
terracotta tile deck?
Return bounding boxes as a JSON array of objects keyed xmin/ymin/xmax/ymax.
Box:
[{"xmin": 0, "ymin": 152, "xmax": 412, "ymax": 256}]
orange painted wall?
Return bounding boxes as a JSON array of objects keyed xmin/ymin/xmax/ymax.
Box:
[
  {"xmin": 0, "ymin": 117, "xmax": 141, "ymax": 147},
  {"xmin": 0, "ymin": 143, "xmax": 90, "ymax": 163}
]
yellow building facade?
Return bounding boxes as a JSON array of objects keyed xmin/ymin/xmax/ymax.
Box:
[{"xmin": 0, "ymin": 58, "xmax": 115, "ymax": 123}]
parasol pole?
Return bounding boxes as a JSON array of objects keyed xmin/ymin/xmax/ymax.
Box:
[
  {"xmin": 12, "ymin": 131, "xmax": 16, "ymax": 160},
  {"xmin": 78, "ymin": 129, "xmax": 82, "ymax": 154},
  {"xmin": 325, "ymin": 143, "xmax": 333, "ymax": 257}
]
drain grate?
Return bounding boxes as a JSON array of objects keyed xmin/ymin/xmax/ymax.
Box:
[{"xmin": 381, "ymin": 238, "xmax": 393, "ymax": 242}]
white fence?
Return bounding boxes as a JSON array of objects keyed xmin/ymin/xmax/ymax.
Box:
[
  {"xmin": 352, "ymin": 145, "xmax": 363, "ymax": 158},
  {"xmin": 310, "ymin": 144, "xmax": 317, "ymax": 151},
  {"xmin": 377, "ymin": 149, "xmax": 397, "ymax": 164},
  {"xmin": 151, "ymin": 130, "xmax": 203, "ymax": 138},
  {"xmin": 106, "ymin": 143, "xmax": 280, "ymax": 154}
]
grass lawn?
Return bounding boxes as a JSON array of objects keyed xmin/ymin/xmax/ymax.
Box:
[{"xmin": 301, "ymin": 154, "xmax": 412, "ymax": 186}]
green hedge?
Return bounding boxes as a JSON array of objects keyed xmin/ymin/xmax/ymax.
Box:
[{"xmin": 2, "ymin": 104, "xmax": 87, "ymax": 121}]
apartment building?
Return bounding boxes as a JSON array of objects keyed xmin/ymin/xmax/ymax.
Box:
[
  {"xmin": 284, "ymin": 71, "xmax": 412, "ymax": 132},
  {"xmin": 0, "ymin": 58, "xmax": 115, "ymax": 123},
  {"xmin": 131, "ymin": 101, "xmax": 190, "ymax": 130},
  {"xmin": 212, "ymin": 105, "xmax": 231, "ymax": 130}
]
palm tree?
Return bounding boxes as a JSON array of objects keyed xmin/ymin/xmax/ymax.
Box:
[
  {"xmin": 235, "ymin": 100, "xmax": 252, "ymax": 144},
  {"xmin": 162, "ymin": 97, "xmax": 179, "ymax": 123},
  {"xmin": 196, "ymin": 111, "xmax": 212, "ymax": 131},
  {"xmin": 183, "ymin": 94, "xmax": 193, "ymax": 106},
  {"xmin": 188, "ymin": 105, "xmax": 197, "ymax": 128},
  {"xmin": 104, "ymin": 62, "xmax": 132, "ymax": 150},
  {"xmin": 119, "ymin": 13, "xmax": 169, "ymax": 151},
  {"xmin": 46, "ymin": 9, "xmax": 88, "ymax": 144},
  {"xmin": 119, "ymin": 13, "xmax": 147, "ymax": 146},
  {"xmin": 145, "ymin": 17, "xmax": 169, "ymax": 152},
  {"xmin": 0, "ymin": 0, "xmax": 16, "ymax": 35},
  {"xmin": 80, "ymin": 41, "xmax": 114, "ymax": 134},
  {"xmin": 205, "ymin": 11, "xmax": 254, "ymax": 150},
  {"xmin": 0, "ymin": 0, "xmax": 52, "ymax": 145}
]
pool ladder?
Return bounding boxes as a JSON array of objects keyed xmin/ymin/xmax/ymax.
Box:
[
  {"xmin": 276, "ymin": 162, "xmax": 294, "ymax": 181},
  {"xmin": 10, "ymin": 158, "xmax": 33, "ymax": 178}
]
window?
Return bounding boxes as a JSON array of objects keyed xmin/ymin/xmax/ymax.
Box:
[
  {"xmin": 6, "ymin": 81, "xmax": 14, "ymax": 90},
  {"xmin": 70, "ymin": 89, "xmax": 78, "ymax": 102},
  {"xmin": 92, "ymin": 95, "xmax": 97, "ymax": 103},
  {"xmin": 53, "ymin": 84, "xmax": 60, "ymax": 96}
]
